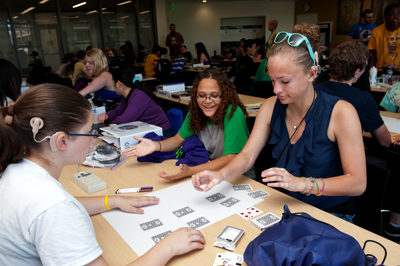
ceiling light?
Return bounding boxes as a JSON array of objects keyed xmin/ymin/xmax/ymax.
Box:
[
  {"xmin": 73, "ymin": 2, "xmax": 86, "ymax": 8},
  {"xmin": 39, "ymin": 0, "xmax": 50, "ymax": 4},
  {"xmin": 202, "ymin": 0, "xmax": 207, "ymax": 2},
  {"xmin": 86, "ymin": 10, "xmax": 98, "ymax": 14},
  {"xmin": 13, "ymin": 16, "xmax": 18, "ymax": 19},
  {"xmin": 102, "ymin": 8, "xmax": 107, "ymax": 10},
  {"xmin": 120, "ymin": 16, "xmax": 129, "ymax": 19},
  {"xmin": 139, "ymin": 10, "xmax": 150, "ymax": 14},
  {"xmin": 117, "ymin": 1, "xmax": 132, "ymax": 6},
  {"xmin": 21, "ymin": 7, "xmax": 35, "ymax": 15}
]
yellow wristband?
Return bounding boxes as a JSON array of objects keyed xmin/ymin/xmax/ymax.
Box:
[{"xmin": 104, "ymin": 195, "xmax": 111, "ymax": 210}]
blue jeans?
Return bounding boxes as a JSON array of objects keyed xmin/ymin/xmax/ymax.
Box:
[{"xmin": 329, "ymin": 212, "xmax": 355, "ymax": 224}]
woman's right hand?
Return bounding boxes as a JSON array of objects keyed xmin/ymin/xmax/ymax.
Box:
[
  {"xmin": 97, "ymin": 113, "xmax": 108, "ymax": 123},
  {"xmin": 123, "ymin": 136, "xmax": 158, "ymax": 157},
  {"xmin": 159, "ymin": 227, "xmax": 205, "ymax": 256},
  {"xmin": 191, "ymin": 170, "xmax": 224, "ymax": 192}
]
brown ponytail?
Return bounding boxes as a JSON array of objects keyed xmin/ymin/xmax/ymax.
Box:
[{"xmin": 0, "ymin": 84, "xmax": 92, "ymax": 173}]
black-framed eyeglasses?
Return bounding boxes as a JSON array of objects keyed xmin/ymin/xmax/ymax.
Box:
[
  {"xmin": 196, "ymin": 95, "xmax": 222, "ymax": 102},
  {"xmin": 386, "ymin": 12, "xmax": 400, "ymax": 16},
  {"xmin": 68, "ymin": 129, "xmax": 98, "ymax": 139}
]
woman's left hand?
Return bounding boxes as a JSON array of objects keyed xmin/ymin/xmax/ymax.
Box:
[
  {"xmin": 114, "ymin": 196, "xmax": 160, "ymax": 214},
  {"xmin": 158, "ymin": 164, "xmax": 191, "ymax": 180},
  {"xmin": 261, "ymin": 167, "xmax": 303, "ymax": 192}
]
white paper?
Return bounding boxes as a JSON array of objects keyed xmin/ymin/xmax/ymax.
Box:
[
  {"xmin": 382, "ymin": 116, "xmax": 400, "ymax": 134},
  {"xmin": 101, "ymin": 180, "xmax": 264, "ymax": 256}
]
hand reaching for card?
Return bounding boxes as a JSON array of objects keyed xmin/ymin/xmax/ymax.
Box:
[
  {"xmin": 192, "ymin": 170, "xmax": 224, "ymax": 192},
  {"xmin": 158, "ymin": 164, "xmax": 191, "ymax": 180},
  {"xmin": 158, "ymin": 227, "xmax": 206, "ymax": 256}
]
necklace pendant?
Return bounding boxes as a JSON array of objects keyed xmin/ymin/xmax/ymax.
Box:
[{"xmin": 294, "ymin": 125, "xmax": 297, "ymax": 129}]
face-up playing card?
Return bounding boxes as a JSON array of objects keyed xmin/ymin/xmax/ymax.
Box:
[
  {"xmin": 248, "ymin": 189, "xmax": 270, "ymax": 199},
  {"xmin": 220, "ymin": 197, "xmax": 240, "ymax": 207},
  {"xmin": 232, "ymin": 184, "xmax": 253, "ymax": 191},
  {"xmin": 187, "ymin": 217, "xmax": 210, "ymax": 229},
  {"xmin": 251, "ymin": 212, "xmax": 280, "ymax": 230},
  {"xmin": 212, "ymin": 253, "xmax": 237, "ymax": 266},
  {"xmin": 139, "ymin": 219, "xmax": 163, "ymax": 231},
  {"xmin": 237, "ymin": 206, "xmax": 264, "ymax": 220},
  {"xmin": 151, "ymin": 230, "xmax": 172, "ymax": 243},
  {"xmin": 206, "ymin": 193, "xmax": 225, "ymax": 202},
  {"xmin": 172, "ymin": 206, "xmax": 194, "ymax": 218}
]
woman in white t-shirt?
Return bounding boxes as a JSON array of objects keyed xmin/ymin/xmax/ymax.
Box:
[{"xmin": 0, "ymin": 84, "xmax": 205, "ymax": 266}]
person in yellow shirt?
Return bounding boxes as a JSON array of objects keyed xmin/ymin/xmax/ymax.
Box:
[
  {"xmin": 368, "ymin": 4, "xmax": 400, "ymax": 73},
  {"xmin": 63, "ymin": 50, "xmax": 91, "ymax": 86},
  {"xmin": 144, "ymin": 45, "xmax": 162, "ymax": 77}
]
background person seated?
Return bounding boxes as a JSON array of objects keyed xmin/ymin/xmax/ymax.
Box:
[
  {"xmin": 144, "ymin": 45, "xmax": 162, "ymax": 77},
  {"xmin": 315, "ymin": 41, "xmax": 391, "ymax": 148},
  {"xmin": 97, "ymin": 65, "xmax": 172, "ymax": 137},
  {"xmin": 78, "ymin": 48, "xmax": 118, "ymax": 102}
]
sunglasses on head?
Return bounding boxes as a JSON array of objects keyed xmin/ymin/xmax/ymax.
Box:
[{"xmin": 274, "ymin": 31, "xmax": 316, "ymax": 66}]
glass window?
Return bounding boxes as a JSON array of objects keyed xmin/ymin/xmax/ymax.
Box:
[
  {"xmin": 9, "ymin": 0, "xmax": 60, "ymax": 76},
  {"xmin": 137, "ymin": 0, "xmax": 155, "ymax": 55},
  {"xmin": 101, "ymin": 0, "xmax": 139, "ymax": 58},
  {"xmin": 0, "ymin": 5, "xmax": 18, "ymax": 67},
  {"xmin": 59, "ymin": 0, "xmax": 102, "ymax": 53}
]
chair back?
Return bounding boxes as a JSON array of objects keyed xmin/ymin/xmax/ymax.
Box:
[
  {"xmin": 253, "ymin": 81, "xmax": 274, "ymax": 98},
  {"xmin": 353, "ymin": 162, "xmax": 390, "ymax": 235}
]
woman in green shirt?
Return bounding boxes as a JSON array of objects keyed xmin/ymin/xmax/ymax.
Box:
[{"xmin": 123, "ymin": 68, "xmax": 254, "ymax": 180}]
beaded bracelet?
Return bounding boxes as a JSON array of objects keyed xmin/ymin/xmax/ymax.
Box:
[
  {"xmin": 315, "ymin": 177, "xmax": 321, "ymax": 195},
  {"xmin": 306, "ymin": 177, "xmax": 316, "ymax": 196},
  {"xmin": 316, "ymin": 178, "xmax": 325, "ymax": 196},
  {"xmin": 104, "ymin": 195, "xmax": 111, "ymax": 210},
  {"xmin": 300, "ymin": 177, "xmax": 307, "ymax": 194}
]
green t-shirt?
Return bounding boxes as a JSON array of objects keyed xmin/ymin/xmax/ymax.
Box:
[
  {"xmin": 254, "ymin": 59, "xmax": 271, "ymax": 82},
  {"xmin": 178, "ymin": 104, "xmax": 248, "ymax": 157}
]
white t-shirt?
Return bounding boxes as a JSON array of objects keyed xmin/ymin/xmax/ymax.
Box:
[{"xmin": 0, "ymin": 159, "xmax": 102, "ymax": 266}]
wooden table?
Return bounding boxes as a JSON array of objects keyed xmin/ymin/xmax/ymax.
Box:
[
  {"xmin": 60, "ymin": 158, "xmax": 400, "ymax": 265},
  {"xmin": 364, "ymin": 111, "xmax": 400, "ymax": 139}
]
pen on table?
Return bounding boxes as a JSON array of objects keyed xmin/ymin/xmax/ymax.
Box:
[{"xmin": 115, "ymin": 187, "xmax": 153, "ymax": 194}]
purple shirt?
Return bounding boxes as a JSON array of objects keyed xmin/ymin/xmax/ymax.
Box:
[{"xmin": 106, "ymin": 89, "xmax": 171, "ymax": 131}]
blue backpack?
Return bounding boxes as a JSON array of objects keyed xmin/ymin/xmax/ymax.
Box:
[{"xmin": 244, "ymin": 205, "xmax": 386, "ymax": 266}]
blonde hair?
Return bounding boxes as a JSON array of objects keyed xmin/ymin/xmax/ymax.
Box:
[
  {"xmin": 86, "ymin": 48, "xmax": 109, "ymax": 76},
  {"xmin": 269, "ymin": 19, "xmax": 278, "ymax": 28}
]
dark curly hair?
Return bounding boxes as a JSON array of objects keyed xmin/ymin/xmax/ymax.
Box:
[{"xmin": 188, "ymin": 68, "xmax": 247, "ymax": 133}]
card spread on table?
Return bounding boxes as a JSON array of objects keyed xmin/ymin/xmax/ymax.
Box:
[
  {"xmin": 237, "ymin": 206, "xmax": 264, "ymax": 220},
  {"xmin": 101, "ymin": 180, "xmax": 265, "ymax": 256},
  {"xmin": 248, "ymin": 189, "xmax": 270, "ymax": 199},
  {"xmin": 220, "ymin": 197, "xmax": 240, "ymax": 207},
  {"xmin": 232, "ymin": 184, "xmax": 253, "ymax": 191}
]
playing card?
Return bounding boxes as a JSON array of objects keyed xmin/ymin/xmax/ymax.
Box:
[
  {"xmin": 251, "ymin": 212, "xmax": 280, "ymax": 230},
  {"xmin": 172, "ymin": 206, "xmax": 194, "ymax": 218},
  {"xmin": 212, "ymin": 253, "xmax": 237, "ymax": 266},
  {"xmin": 187, "ymin": 217, "xmax": 210, "ymax": 229},
  {"xmin": 232, "ymin": 184, "xmax": 253, "ymax": 191},
  {"xmin": 151, "ymin": 230, "xmax": 172, "ymax": 243},
  {"xmin": 237, "ymin": 206, "xmax": 264, "ymax": 220},
  {"xmin": 220, "ymin": 197, "xmax": 240, "ymax": 207},
  {"xmin": 139, "ymin": 219, "xmax": 163, "ymax": 231},
  {"xmin": 248, "ymin": 189, "xmax": 270, "ymax": 199},
  {"xmin": 206, "ymin": 193, "xmax": 225, "ymax": 202}
]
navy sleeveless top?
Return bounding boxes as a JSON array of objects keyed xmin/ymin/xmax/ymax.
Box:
[{"xmin": 268, "ymin": 88, "xmax": 350, "ymax": 210}]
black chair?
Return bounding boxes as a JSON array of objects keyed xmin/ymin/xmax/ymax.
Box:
[
  {"xmin": 353, "ymin": 162, "xmax": 390, "ymax": 235},
  {"xmin": 45, "ymin": 74, "xmax": 73, "ymax": 89},
  {"xmin": 253, "ymin": 81, "xmax": 275, "ymax": 99}
]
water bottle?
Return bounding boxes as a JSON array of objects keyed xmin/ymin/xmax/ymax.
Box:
[{"xmin": 369, "ymin": 66, "xmax": 377, "ymax": 85}]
